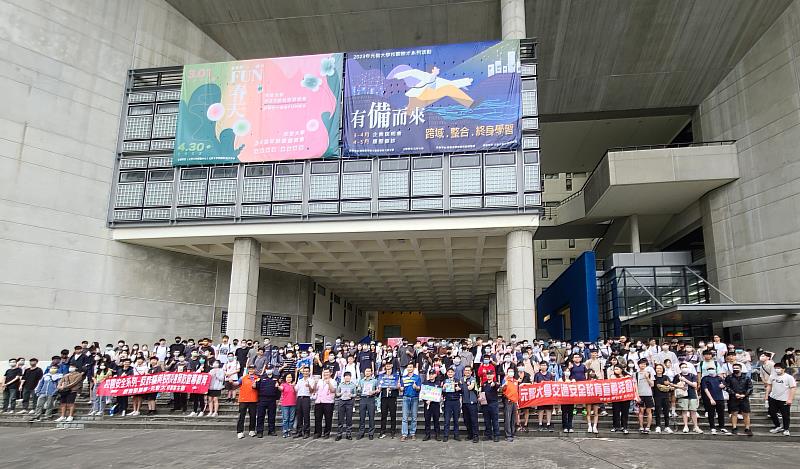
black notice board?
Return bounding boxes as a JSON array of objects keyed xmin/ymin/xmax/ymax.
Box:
[{"xmin": 260, "ymin": 314, "xmax": 291, "ymax": 337}]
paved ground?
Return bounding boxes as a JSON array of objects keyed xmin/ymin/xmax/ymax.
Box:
[{"xmin": 0, "ymin": 427, "xmax": 791, "ymax": 468}]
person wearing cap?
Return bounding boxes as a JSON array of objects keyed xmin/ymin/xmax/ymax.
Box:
[
  {"xmin": 237, "ymin": 365, "xmax": 259, "ymax": 439},
  {"xmin": 255, "ymin": 367, "xmax": 280, "ymax": 437},
  {"xmin": 421, "ymin": 368, "xmax": 442, "ymax": 441},
  {"xmin": 724, "ymin": 362, "xmax": 753, "ymax": 436},
  {"xmin": 480, "ymin": 368, "xmax": 501, "ymax": 442}
]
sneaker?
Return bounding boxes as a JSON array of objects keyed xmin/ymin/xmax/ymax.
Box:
[
  {"xmin": 28, "ymin": 410, "xmax": 34, "ymax": 415},
  {"xmin": 643, "ymin": 428, "xmax": 650, "ymax": 434},
  {"xmin": 593, "ymin": 427, "xmax": 599, "ymax": 434},
  {"xmin": 538, "ymin": 424, "xmax": 544, "ymax": 432},
  {"xmin": 379, "ymin": 433, "xmax": 386, "ymax": 439},
  {"xmin": 248, "ymin": 431, "xmax": 256, "ymax": 437},
  {"xmin": 711, "ymin": 429, "xmax": 717, "ymax": 435},
  {"xmin": 86, "ymin": 411, "xmax": 95, "ymax": 416},
  {"xmin": 639, "ymin": 427, "xmax": 645, "ymax": 434},
  {"xmin": 121, "ymin": 411, "xmax": 126, "ymax": 417},
  {"xmin": 693, "ymin": 427, "xmax": 704, "ymax": 434},
  {"xmin": 187, "ymin": 412, "xmax": 196, "ymax": 417},
  {"xmin": 65, "ymin": 416, "xmax": 73, "ymax": 422},
  {"xmin": 55, "ymin": 416, "xmax": 65, "ymax": 422},
  {"xmin": 600, "ymin": 410, "xmax": 608, "ymax": 417},
  {"xmin": 664, "ymin": 427, "xmax": 673, "ymax": 434},
  {"xmin": 744, "ymin": 428, "xmax": 753, "ymax": 437},
  {"xmin": 622, "ymin": 428, "xmax": 629, "ymax": 434},
  {"xmin": 704, "ymin": 412, "xmax": 708, "ymax": 418},
  {"xmin": 237, "ymin": 432, "xmax": 245, "ymax": 439},
  {"xmin": 655, "ymin": 426, "xmax": 661, "ymax": 433},
  {"xmin": 197, "ymin": 412, "xmax": 204, "ymax": 417},
  {"xmin": 567, "ymin": 428, "xmax": 574, "ymax": 433},
  {"xmin": 682, "ymin": 426, "xmax": 689, "ymax": 433},
  {"xmin": 548, "ymin": 424, "xmax": 554, "ymax": 432},
  {"xmin": 400, "ymin": 436, "xmax": 406, "ymax": 442},
  {"xmin": 719, "ymin": 428, "xmax": 730, "ymax": 435},
  {"xmin": 783, "ymin": 430, "xmax": 791, "ymax": 436},
  {"xmin": 731, "ymin": 428, "xmax": 739, "ymax": 435},
  {"xmin": 769, "ymin": 427, "xmax": 783, "ymax": 434},
  {"xmin": 17, "ymin": 410, "xmax": 26, "ymax": 414},
  {"xmin": 610, "ymin": 428, "xmax": 617, "ymax": 433},
  {"xmin": 587, "ymin": 425, "xmax": 593, "ymax": 434}
]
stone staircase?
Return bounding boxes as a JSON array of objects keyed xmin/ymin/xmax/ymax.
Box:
[{"xmin": 1, "ymin": 384, "xmax": 796, "ymax": 440}]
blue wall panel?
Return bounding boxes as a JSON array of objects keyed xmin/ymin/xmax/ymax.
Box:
[{"xmin": 537, "ymin": 251, "xmax": 599, "ymax": 342}]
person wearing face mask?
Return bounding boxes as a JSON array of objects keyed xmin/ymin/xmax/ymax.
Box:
[
  {"xmin": 2, "ymin": 359, "xmax": 22, "ymax": 413},
  {"xmin": 724, "ymin": 363, "xmax": 752, "ymax": 436},
  {"xmin": 171, "ymin": 358, "xmax": 189, "ymax": 413},
  {"xmin": 255, "ymin": 367, "xmax": 280, "ymax": 437},
  {"xmin": 19, "ymin": 358, "xmax": 43, "ymax": 415},
  {"xmin": 31, "ymin": 365, "xmax": 61, "ymax": 421},
  {"xmin": 186, "ymin": 351, "xmax": 208, "ymax": 417},
  {"xmin": 89, "ymin": 359, "xmax": 112, "ymax": 416},
  {"xmin": 477, "ymin": 355, "xmax": 496, "ymax": 385},
  {"xmin": 143, "ymin": 356, "xmax": 162, "ymax": 416},
  {"xmin": 127, "ymin": 356, "xmax": 148, "ymax": 417},
  {"xmin": 206, "ymin": 358, "xmax": 225, "ymax": 418},
  {"xmin": 54, "ymin": 364, "xmax": 84, "ymax": 422},
  {"xmin": 673, "ymin": 362, "xmax": 701, "ymax": 433},
  {"xmin": 223, "ymin": 353, "xmax": 240, "ymax": 402},
  {"xmin": 700, "ymin": 367, "xmax": 728, "ymax": 434},
  {"xmin": 169, "ymin": 337, "xmax": 184, "ymax": 357},
  {"xmin": 765, "ymin": 362, "xmax": 796, "ymax": 436}
]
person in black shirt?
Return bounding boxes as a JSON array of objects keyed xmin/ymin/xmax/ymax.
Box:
[
  {"xmin": 652, "ymin": 363, "xmax": 674, "ymax": 433},
  {"xmin": 441, "ymin": 367, "xmax": 461, "ymax": 441},
  {"xmin": 169, "ymin": 337, "xmax": 184, "ymax": 357},
  {"xmin": 481, "ymin": 369, "xmax": 501, "ymax": 442},
  {"xmin": 20, "ymin": 358, "xmax": 43, "ymax": 413},
  {"xmin": 421, "ymin": 368, "xmax": 442, "ymax": 441},
  {"xmin": 2, "ymin": 359, "xmax": 23, "ymax": 412},
  {"xmin": 113, "ymin": 359, "xmax": 133, "ymax": 416},
  {"xmin": 255, "ymin": 368, "xmax": 280, "ymax": 437}
]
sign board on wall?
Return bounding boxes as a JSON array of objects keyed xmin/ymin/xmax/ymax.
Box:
[
  {"xmin": 343, "ymin": 40, "xmax": 521, "ymax": 156},
  {"xmin": 173, "ymin": 53, "xmax": 343, "ymax": 165},
  {"xmin": 260, "ymin": 314, "xmax": 292, "ymax": 337}
]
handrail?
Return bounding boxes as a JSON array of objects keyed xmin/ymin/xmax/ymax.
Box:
[{"xmin": 684, "ymin": 266, "xmax": 737, "ymax": 304}]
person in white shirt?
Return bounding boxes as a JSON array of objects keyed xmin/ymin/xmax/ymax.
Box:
[
  {"xmin": 215, "ymin": 336, "xmax": 233, "ymax": 365},
  {"xmin": 765, "ymin": 363, "xmax": 796, "ymax": 436},
  {"xmin": 153, "ymin": 339, "xmax": 168, "ymax": 363},
  {"xmin": 711, "ymin": 335, "xmax": 727, "ymax": 364},
  {"xmin": 343, "ymin": 355, "xmax": 360, "ymax": 382}
]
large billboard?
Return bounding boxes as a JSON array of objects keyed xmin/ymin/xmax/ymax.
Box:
[
  {"xmin": 343, "ymin": 40, "xmax": 521, "ymax": 156},
  {"xmin": 173, "ymin": 53, "xmax": 343, "ymax": 165}
]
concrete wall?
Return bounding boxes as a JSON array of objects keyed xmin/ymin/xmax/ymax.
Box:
[
  {"xmin": 695, "ymin": 0, "xmax": 800, "ymax": 347},
  {"xmin": 0, "ymin": 0, "xmax": 233, "ymax": 360},
  {"xmin": 310, "ymin": 285, "xmax": 369, "ymax": 344}
]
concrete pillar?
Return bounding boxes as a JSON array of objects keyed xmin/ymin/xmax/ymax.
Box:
[
  {"xmin": 495, "ymin": 272, "xmax": 509, "ymax": 338},
  {"xmin": 506, "ymin": 230, "xmax": 536, "ymax": 340},
  {"xmin": 630, "ymin": 214, "xmax": 641, "ymax": 253},
  {"xmin": 226, "ymin": 237, "xmax": 261, "ymax": 341},
  {"xmin": 501, "ymin": 0, "xmax": 526, "ymax": 40},
  {"xmin": 488, "ymin": 293, "xmax": 498, "ymax": 337}
]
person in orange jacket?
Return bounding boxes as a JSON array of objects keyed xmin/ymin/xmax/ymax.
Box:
[{"xmin": 237, "ymin": 365, "xmax": 259, "ymax": 439}]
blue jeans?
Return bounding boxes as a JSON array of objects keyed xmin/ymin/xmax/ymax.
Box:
[
  {"xmin": 401, "ymin": 396, "xmax": 419, "ymax": 436},
  {"xmin": 281, "ymin": 405, "xmax": 295, "ymax": 435}
]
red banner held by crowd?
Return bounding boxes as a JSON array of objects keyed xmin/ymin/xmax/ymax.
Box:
[
  {"xmin": 518, "ymin": 378, "xmax": 636, "ymax": 408},
  {"xmin": 96, "ymin": 372, "xmax": 211, "ymax": 397}
]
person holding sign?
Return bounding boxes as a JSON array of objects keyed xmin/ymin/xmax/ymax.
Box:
[
  {"xmin": 400, "ymin": 363, "xmax": 421, "ymax": 441},
  {"xmin": 421, "ymin": 368, "xmax": 442, "ymax": 441},
  {"xmin": 378, "ymin": 362, "xmax": 401, "ymax": 439},
  {"xmin": 335, "ymin": 371, "xmax": 357, "ymax": 440},
  {"xmin": 461, "ymin": 366, "xmax": 480, "ymax": 443},
  {"xmin": 357, "ymin": 368, "xmax": 379, "ymax": 440},
  {"xmin": 442, "ymin": 367, "xmax": 461, "ymax": 441}
]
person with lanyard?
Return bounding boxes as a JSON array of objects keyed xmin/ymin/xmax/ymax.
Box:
[
  {"xmin": 609, "ymin": 364, "xmax": 631, "ymax": 434},
  {"xmin": 420, "ymin": 368, "xmax": 442, "ymax": 441},
  {"xmin": 480, "ymin": 368, "xmax": 501, "ymax": 442},
  {"xmin": 293, "ymin": 365, "xmax": 314, "ymax": 438},
  {"xmin": 236, "ymin": 365, "xmax": 259, "ymax": 439},
  {"xmin": 357, "ymin": 367, "xmax": 380, "ymax": 440},
  {"xmin": 501, "ymin": 366, "xmax": 520, "ymax": 442},
  {"xmin": 335, "ymin": 371, "xmax": 358, "ymax": 440},
  {"xmin": 455, "ymin": 365, "xmax": 477, "ymax": 443},
  {"xmin": 400, "ymin": 363, "xmax": 421, "ymax": 441},
  {"xmin": 313, "ymin": 368, "xmax": 336, "ymax": 439},
  {"xmin": 377, "ymin": 361, "xmax": 401, "ymax": 439},
  {"xmin": 441, "ymin": 367, "xmax": 461, "ymax": 441}
]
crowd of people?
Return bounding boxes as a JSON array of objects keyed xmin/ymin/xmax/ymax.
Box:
[{"xmin": 1, "ymin": 334, "xmax": 797, "ymax": 441}]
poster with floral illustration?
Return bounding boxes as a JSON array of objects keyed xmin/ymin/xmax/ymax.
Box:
[{"xmin": 173, "ymin": 53, "xmax": 343, "ymax": 165}]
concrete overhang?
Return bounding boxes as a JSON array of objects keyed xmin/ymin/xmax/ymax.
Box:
[
  {"xmin": 112, "ymin": 214, "xmax": 539, "ymax": 311},
  {"xmin": 552, "ymin": 143, "xmax": 739, "ymax": 225},
  {"xmin": 621, "ymin": 303, "xmax": 800, "ymax": 327}
]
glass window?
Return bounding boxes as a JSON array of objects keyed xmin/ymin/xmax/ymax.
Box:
[
  {"xmin": 541, "ymin": 259, "xmax": 548, "ymax": 279},
  {"xmin": 276, "ymin": 163, "xmax": 303, "ymax": 176},
  {"xmin": 119, "ymin": 171, "xmax": 146, "ymax": 183},
  {"xmin": 148, "ymin": 169, "xmax": 174, "ymax": 181},
  {"xmin": 311, "ymin": 161, "xmax": 339, "ymax": 174},
  {"xmin": 484, "ymin": 152, "xmax": 515, "ymax": 166},
  {"xmin": 181, "ymin": 168, "xmax": 208, "ymax": 180},
  {"xmin": 343, "ymin": 160, "xmax": 371, "ymax": 172},
  {"xmin": 522, "ymin": 78, "xmax": 537, "ymax": 91},
  {"xmin": 412, "ymin": 157, "xmax": 442, "ymax": 169},
  {"xmin": 524, "ymin": 150, "xmax": 539, "ymax": 164},
  {"xmin": 245, "ymin": 165, "xmax": 272, "ymax": 177},
  {"xmin": 379, "ymin": 158, "xmax": 409, "ymax": 171},
  {"xmin": 540, "ymin": 240, "xmax": 547, "ymax": 249},
  {"xmin": 450, "ymin": 154, "xmax": 480, "ymax": 168},
  {"xmin": 566, "ymin": 178, "xmax": 573, "ymax": 191},
  {"xmin": 569, "ymin": 239, "xmax": 576, "ymax": 248},
  {"xmin": 211, "ymin": 167, "xmax": 237, "ymax": 179}
]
